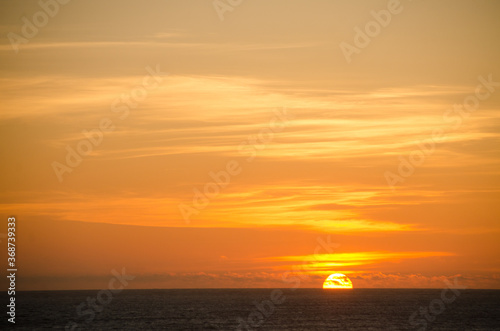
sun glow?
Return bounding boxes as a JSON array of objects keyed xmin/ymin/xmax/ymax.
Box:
[{"xmin": 323, "ymin": 273, "xmax": 354, "ymax": 289}]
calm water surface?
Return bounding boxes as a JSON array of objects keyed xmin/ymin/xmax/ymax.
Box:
[{"xmin": 4, "ymin": 289, "xmax": 500, "ymax": 330}]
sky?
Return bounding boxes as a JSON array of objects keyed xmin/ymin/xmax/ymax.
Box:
[{"xmin": 0, "ymin": 0, "xmax": 499, "ymax": 290}]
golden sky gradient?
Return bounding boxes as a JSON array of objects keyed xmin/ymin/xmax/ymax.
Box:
[{"xmin": 0, "ymin": 0, "xmax": 499, "ymax": 290}]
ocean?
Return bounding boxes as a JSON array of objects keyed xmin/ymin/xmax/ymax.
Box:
[{"xmin": 5, "ymin": 289, "xmax": 500, "ymax": 330}]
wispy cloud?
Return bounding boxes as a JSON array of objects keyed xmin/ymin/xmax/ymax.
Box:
[{"xmin": 263, "ymin": 251, "xmax": 455, "ymax": 271}]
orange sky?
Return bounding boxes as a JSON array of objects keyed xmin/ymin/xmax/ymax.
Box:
[{"xmin": 0, "ymin": 0, "xmax": 499, "ymax": 290}]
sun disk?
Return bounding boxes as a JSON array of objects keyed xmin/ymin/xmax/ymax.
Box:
[{"xmin": 323, "ymin": 273, "xmax": 353, "ymax": 289}]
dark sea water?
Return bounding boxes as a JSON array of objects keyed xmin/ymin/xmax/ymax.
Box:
[{"xmin": 4, "ymin": 289, "xmax": 500, "ymax": 330}]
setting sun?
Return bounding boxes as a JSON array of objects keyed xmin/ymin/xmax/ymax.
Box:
[{"xmin": 323, "ymin": 273, "xmax": 354, "ymax": 289}]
